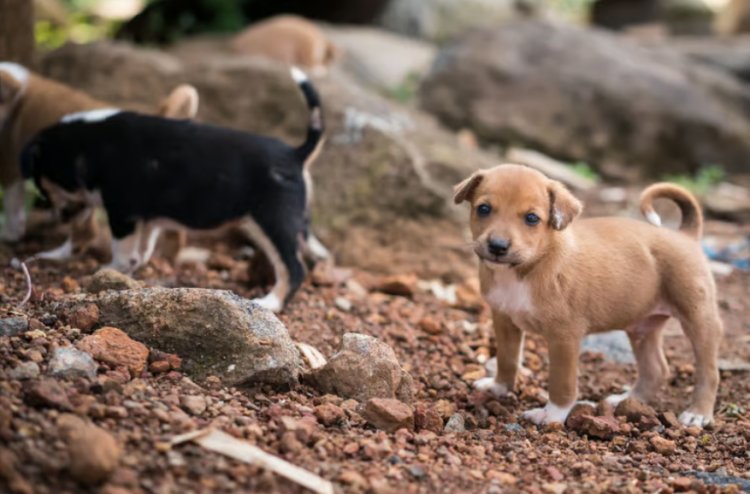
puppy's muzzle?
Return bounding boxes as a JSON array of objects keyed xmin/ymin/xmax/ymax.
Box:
[{"xmin": 487, "ymin": 237, "xmax": 510, "ymax": 257}]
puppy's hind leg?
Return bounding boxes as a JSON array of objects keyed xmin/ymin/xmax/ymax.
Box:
[
  {"xmin": 1, "ymin": 180, "xmax": 26, "ymax": 242},
  {"xmin": 606, "ymin": 316, "xmax": 671, "ymax": 407},
  {"xmin": 677, "ymin": 307, "xmax": 723, "ymax": 428},
  {"xmin": 237, "ymin": 217, "xmax": 306, "ymax": 313}
]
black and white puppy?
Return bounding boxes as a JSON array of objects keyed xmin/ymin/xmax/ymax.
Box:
[{"xmin": 21, "ymin": 67, "xmax": 326, "ymax": 312}]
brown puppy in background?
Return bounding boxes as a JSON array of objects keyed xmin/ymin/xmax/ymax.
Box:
[
  {"xmin": 455, "ymin": 164, "xmax": 722, "ymax": 428},
  {"xmin": 231, "ymin": 15, "xmax": 339, "ymax": 75},
  {"xmin": 0, "ymin": 62, "xmax": 198, "ymax": 257}
]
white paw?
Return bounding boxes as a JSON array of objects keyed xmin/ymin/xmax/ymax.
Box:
[
  {"xmin": 473, "ymin": 377, "xmax": 509, "ymax": 397},
  {"xmin": 306, "ymin": 234, "xmax": 331, "ymax": 261},
  {"xmin": 522, "ymin": 402, "xmax": 576, "ymax": 426},
  {"xmin": 604, "ymin": 390, "xmax": 631, "ymax": 407},
  {"xmin": 253, "ymin": 293, "xmax": 282, "ymax": 313},
  {"xmin": 679, "ymin": 411, "xmax": 712, "ymax": 428}
]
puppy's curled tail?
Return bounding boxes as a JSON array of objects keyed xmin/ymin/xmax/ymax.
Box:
[
  {"xmin": 639, "ymin": 183, "xmax": 703, "ymax": 240},
  {"xmin": 290, "ymin": 66, "xmax": 324, "ymax": 166}
]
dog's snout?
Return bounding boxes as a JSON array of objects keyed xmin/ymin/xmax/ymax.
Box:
[{"xmin": 487, "ymin": 237, "xmax": 510, "ymax": 256}]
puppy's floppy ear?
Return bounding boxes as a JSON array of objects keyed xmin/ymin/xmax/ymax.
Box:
[
  {"xmin": 453, "ymin": 171, "xmax": 485, "ymax": 204},
  {"xmin": 547, "ymin": 180, "xmax": 582, "ymax": 230},
  {"xmin": 0, "ymin": 74, "xmax": 22, "ymax": 104},
  {"xmin": 159, "ymin": 84, "xmax": 199, "ymax": 120}
]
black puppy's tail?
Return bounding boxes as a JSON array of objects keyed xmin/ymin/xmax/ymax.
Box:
[{"xmin": 290, "ymin": 67, "xmax": 324, "ymax": 167}]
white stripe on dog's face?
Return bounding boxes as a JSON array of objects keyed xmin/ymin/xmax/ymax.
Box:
[
  {"xmin": 61, "ymin": 108, "xmax": 121, "ymax": 123},
  {"xmin": 0, "ymin": 62, "xmax": 30, "ymax": 86}
]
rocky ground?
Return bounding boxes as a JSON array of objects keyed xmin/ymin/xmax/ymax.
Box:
[{"xmin": 0, "ymin": 190, "xmax": 749, "ymax": 494}]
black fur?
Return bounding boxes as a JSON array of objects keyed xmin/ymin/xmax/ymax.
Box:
[{"xmin": 22, "ymin": 103, "xmax": 320, "ymax": 302}]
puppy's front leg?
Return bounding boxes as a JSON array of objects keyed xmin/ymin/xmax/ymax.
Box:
[
  {"xmin": 0, "ymin": 180, "xmax": 26, "ymax": 242},
  {"xmin": 106, "ymin": 220, "xmax": 142, "ymax": 273},
  {"xmin": 523, "ymin": 336, "xmax": 581, "ymax": 426},
  {"xmin": 474, "ymin": 311, "xmax": 523, "ymax": 397}
]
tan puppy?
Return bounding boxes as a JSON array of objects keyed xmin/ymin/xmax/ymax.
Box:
[
  {"xmin": 0, "ymin": 62, "xmax": 198, "ymax": 254},
  {"xmin": 231, "ymin": 15, "xmax": 339, "ymax": 75},
  {"xmin": 455, "ymin": 164, "xmax": 722, "ymax": 428}
]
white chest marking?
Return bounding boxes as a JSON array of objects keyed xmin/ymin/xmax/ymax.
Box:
[
  {"xmin": 61, "ymin": 108, "xmax": 121, "ymax": 123},
  {"xmin": 484, "ymin": 267, "xmax": 534, "ymax": 314}
]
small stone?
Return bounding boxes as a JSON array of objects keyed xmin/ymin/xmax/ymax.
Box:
[
  {"xmin": 58, "ymin": 414, "xmax": 121, "ymax": 485},
  {"xmin": 48, "ymin": 347, "xmax": 98, "ymax": 380},
  {"xmin": 308, "ymin": 333, "xmax": 414, "ymax": 403},
  {"xmin": 660, "ymin": 411, "xmax": 682, "ymax": 429},
  {"xmin": 650, "ymin": 436, "xmax": 677, "ymax": 455},
  {"xmin": 444, "ymin": 413, "xmax": 466, "ymax": 433},
  {"xmin": 670, "ymin": 477, "xmax": 694, "ymax": 492},
  {"xmin": 360, "ymin": 398, "xmax": 414, "ymax": 432},
  {"xmin": 61, "ymin": 276, "xmax": 80, "ymax": 293},
  {"xmin": 596, "ymin": 399, "xmax": 616, "ymax": 417},
  {"xmin": 82, "ymin": 268, "xmax": 142, "ymax": 294},
  {"xmin": 66, "ymin": 304, "xmax": 100, "ymax": 332},
  {"xmin": 418, "ymin": 317, "xmax": 442, "ymax": 334},
  {"xmin": 334, "ymin": 297, "xmax": 352, "ymax": 312},
  {"xmin": 485, "ymin": 400, "xmax": 510, "ymax": 418},
  {"xmin": 567, "ymin": 414, "xmax": 621, "ymax": 439},
  {"xmin": 24, "ymin": 329, "xmax": 46, "ymax": 340},
  {"xmin": 0, "ymin": 447, "xmax": 33, "ymax": 494},
  {"xmin": 0, "ymin": 318, "xmax": 28, "ymax": 337},
  {"xmin": 77, "ymin": 327, "xmax": 149, "ymax": 378},
  {"xmin": 543, "ymin": 482, "xmax": 568, "ymax": 494},
  {"xmin": 149, "ymin": 360, "xmax": 171, "ymax": 374},
  {"xmin": 414, "ymin": 404, "xmax": 443, "ymax": 433},
  {"xmin": 24, "ymin": 378, "xmax": 73, "ymax": 410},
  {"xmin": 486, "ymin": 470, "xmax": 517, "ymax": 485},
  {"xmin": 279, "ymin": 431, "xmax": 303, "ymax": 453},
  {"xmin": 375, "ymin": 274, "xmax": 418, "ymax": 297},
  {"xmin": 314, "ymin": 403, "xmax": 345, "ymax": 426},
  {"xmin": 8, "ymin": 362, "xmax": 40, "ymax": 380},
  {"xmin": 614, "ymin": 397, "xmax": 657, "ymax": 423},
  {"xmin": 180, "ymin": 395, "xmax": 207, "ymax": 416},
  {"xmin": 278, "ymin": 416, "xmax": 318, "ymax": 444},
  {"xmin": 338, "ymin": 470, "xmax": 368, "ymax": 487}
]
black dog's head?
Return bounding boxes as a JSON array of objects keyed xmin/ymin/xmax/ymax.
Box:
[{"xmin": 21, "ymin": 123, "xmax": 98, "ymax": 222}]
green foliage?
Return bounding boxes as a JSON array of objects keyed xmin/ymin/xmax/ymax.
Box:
[
  {"xmin": 663, "ymin": 165, "xmax": 725, "ymax": 196},
  {"xmin": 386, "ymin": 72, "xmax": 422, "ymax": 104},
  {"xmin": 569, "ymin": 161, "xmax": 599, "ymax": 181},
  {"xmin": 548, "ymin": 0, "xmax": 597, "ymax": 21}
]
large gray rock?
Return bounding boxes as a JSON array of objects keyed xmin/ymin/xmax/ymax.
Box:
[
  {"xmin": 378, "ymin": 0, "xmax": 542, "ymax": 42},
  {"xmin": 41, "ymin": 41, "xmax": 491, "ymax": 280},
  {"xmin": 73, "ymin": 288, "xmax": 300, "ymax": 386},
  {"xmin": 664, "ymin": 36, "xmax": 750, "ymax": 84},
  {"xmin": 308, "ymin": 333, "xmax": 414, "ymax": 403},
  {"xmin": 420, "ymin": 20, "xmax": 750, "ymax": 179}
]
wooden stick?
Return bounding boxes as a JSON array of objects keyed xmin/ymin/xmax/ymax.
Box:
[{"xmin": 172, "ymin": 428, "xmax": 334, "ymax": 494}]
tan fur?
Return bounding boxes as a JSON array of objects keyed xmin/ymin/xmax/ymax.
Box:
[
  {"xmin": 715, "ymin": 0, "xmax": 750, "ymax": 35},
  {"xmin": 231, "ymin": 15, "xmax": 340, "ymax": 73},
  {"xmin": 0, "ymin": 66, "xmax": 199, "ymax": 255},
  {"xmin": 457, "ymin": 164, "xmax": 723, "ymax": 427}
]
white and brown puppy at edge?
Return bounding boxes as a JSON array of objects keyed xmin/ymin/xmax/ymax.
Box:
[
  {"xmin": 455, "ymin": 164, "xmax": 723, "ymax": 428},
  {"xmin": 21, "ymin": 67, "xmax": 327, "ymax": 313},
  {"xmin": 0, "ymin": 61, "xmax": 199, "ymax": 256}
]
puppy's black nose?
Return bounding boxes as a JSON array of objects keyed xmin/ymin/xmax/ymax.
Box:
[{"xmin": 487, "ymin": 237, "xmax": 510, "ymax": 256}]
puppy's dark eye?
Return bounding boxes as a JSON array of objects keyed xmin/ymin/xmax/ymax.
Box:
[
  {"xmin": 525, "ymin": 212, "xmax": 541, "ymax": 226},
  {"xmin": 476, "ymin": 204, "xmax": 492, "ymax": 217}
]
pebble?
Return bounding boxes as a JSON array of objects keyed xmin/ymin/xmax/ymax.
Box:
[
  {"xmin": 444, "ymin": 413, "xmax": 465, "ymax": 433},
  {"xmin": 24, "ymin": 378, "xmax": 74, "ymax": 411},
  {"xmin": 48, "ymin": 347, "xmax": 98, "ymax": 380},
  {"xmin": 360, "ymin": 398, "xmax": 414, "ymax": 432},
  {"xmin": 180, "ymin": 395, "xmax": 207, "ymax": 416},
  {"xmin": 375, "ymin": 274, "xmax": 418, "ymax": 297},
  {"xmin": 314, "ymin": 403, "xmax": 346, "ymax": 426},
  {"xmin": 650, "ymin": 436, "xmax": 677, "ymax": 455},
  {"xmin": 0, "ymin": 317, "xmax": 28, "ymax": 337},
  {"xmin": 77, "ymin": 327, "xmax": 149, "ymax": 377},
  {"xmin": 66, "ymin": 303, "xmax": 100, "ymax": 332},
  {"xmin": 58, "ymin": 414, "xmax": 122, "ymax": 485},
  {"xmin": 8, "ymin": 362, "xmax": 40, "ymax": 380},
  {"xmin": 334, "ymin": 297, "xmax": 352, "ymax": 312}
]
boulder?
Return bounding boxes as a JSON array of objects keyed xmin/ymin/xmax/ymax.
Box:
[
  {"xmin": 76, "ymin": 287, "xmax": 300, "ymax": 386},
  {"xmin": 420, "ymin": 20, "xmax": 750, "ymax": 179},
  {"xmin": 308, "ymin": 333, "xmax": 414, "ymax": 403},
  {"xmin": 40, "ymin": 41, "xmax": 493, "ymax": 281},
  {"xmin": 377, "ymin": 0, "xmax": 542, "ymax": 42}
]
